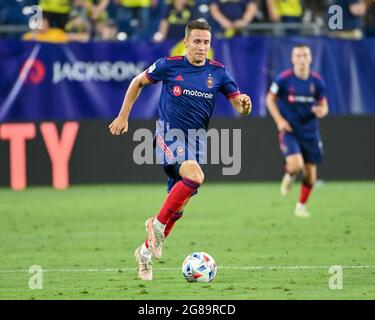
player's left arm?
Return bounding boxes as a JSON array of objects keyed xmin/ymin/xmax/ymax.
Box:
[
  {"xmin": 311, "ymin": 97, "xmax": 329, "ymax": 118},
  {"xmin": 221, "ymin": 68, "xmax": 251, "ymax": 116},
  {"xmin": 311, "ymin": 78, "xmax": 329, "ymax": 119},
  {"xmin": 230, "ymin": 94, "xmax": 252, "ymax": 116}
]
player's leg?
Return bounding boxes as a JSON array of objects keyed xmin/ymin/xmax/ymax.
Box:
[
  {"xmin": 146, "ymin": 160, "xmax": 203, "ymax": 259},
  {"xmin": 294, "ymin": 164, "xmax": 316, "ymax": 218},
  {"xmin": 279, "ymin": 132, "xmax": 304, "ymax": 195},
  {"xmin": 135, "ymin": 194, "xmax": 187, "ymax": 281},
  {"xmin": 281, "ymin": 153, "xmax": 305, "ymax": 195},
  {"xmin": 294, "ymin": 137, "xmax": 322, "ymax": 218},
  {"xmin": 134, "ymin": 244, "xmax": 153, "ymax": 280},
  {"xmin": 163, "ymin": 205, "xmax": 186, "ymax": 238},
  {"xmin": 162, "ymin": 160, "xmax": 203, "ymax": 236},
  {"xmin": 301, "ymin": 163, "xmax": 317, "ymax": 203}
]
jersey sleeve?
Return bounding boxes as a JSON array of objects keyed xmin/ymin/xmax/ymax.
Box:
[
  {"xmin": 145, "ymin": 57, "xmax": 168, "ymax": 84},
  {"xmin": 220, "ymin": 68, "xmax": 241, "ymax": 99},
  {"xmin": 269, "ymin": 75, "xmax": 284, "ymax": 97},
  {"xmin": 315, "ymin": 77, "xmax": 327, "ymax": 102}
]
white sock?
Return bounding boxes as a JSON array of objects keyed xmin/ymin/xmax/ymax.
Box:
[
  {"xmin": 296, "ymin": 202, "xmax": 305, "ymax": 209},
  {"xmin": 140, "ymin": 243, "xmax": 152, "ymax": 259},
  {"xmin": 153, "ymin": 218, "xmax": 166, "ymax": 232}
]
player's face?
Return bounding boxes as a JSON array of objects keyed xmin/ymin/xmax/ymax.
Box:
[
  {"xmin": 184, "ymin": 29, "xmax": 211, "ymax": 65},
  {"xmin": 291, "ymin": 47, "xmax": 312, "ymax": 71}
]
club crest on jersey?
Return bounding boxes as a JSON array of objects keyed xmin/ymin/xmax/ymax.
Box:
[
  {"xmin": 173, "ymin": 85, "xmax": 182, "ymax": 97},
  {"xmin": 310, "ymin": 83, "xmax": 316, "ymax": 95},
  {"xmin": 206, "ymin": 76, "xmax": 215, "ymax": 89}
]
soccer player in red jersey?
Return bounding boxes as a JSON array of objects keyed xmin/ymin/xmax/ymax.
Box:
[
  {"xmin": 266, "ymin": 45, "xmax": 329, "ymax": 218},
  {"xmin": 109, "ymin": 20, "xmax": 252, "ymax": 280}
]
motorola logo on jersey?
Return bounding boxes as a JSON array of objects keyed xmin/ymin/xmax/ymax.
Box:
[
  {"xmin": 19, "ymin": 59, "xmax": 46, "ymax": 85},
  {"xmin": 288, "ymin": 95, "xmax": 315, "ymax": 104},
  {"xmin": 173, "ymin": 85, "xmax": 182, "ymax": 96},
  {"xmin": 183, "ymin": 89, "xmax": 214, "ymax": 99}
]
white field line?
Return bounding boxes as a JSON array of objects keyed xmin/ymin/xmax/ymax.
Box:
[{"xmin": 0, "ymin": 265, "xmax": 375, "ymax": 273}]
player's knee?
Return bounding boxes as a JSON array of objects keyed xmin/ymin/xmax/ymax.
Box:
[
  {"xmin": 186, "ymin": 171, "xmax": 204, "ymax": 185},
  {"xmin": 287, "ymin": 163, "xmax": 303, "ymax": 175},
  {"xmin": 180, "ymin": 161, "xmax": 204, "ymax": 185}
]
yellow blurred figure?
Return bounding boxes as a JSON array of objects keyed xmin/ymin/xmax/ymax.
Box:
[
  {"xmin": 38, "ymin": 0, "xmax": 71, "ymax": 30},
  {"xmin": 119, "ymin": 0, "xmax": 151, "ymax": 7},
  {"xmin": 274, "ymin": 0, "xmax": 303, "ymax": 18},
  {"xmin": 22, "ymin": 18, "xmax": 69, "ymax": 43},
  {"xmin": 39, "ymin": 0, "xmax": 71, "ymax": 14}
]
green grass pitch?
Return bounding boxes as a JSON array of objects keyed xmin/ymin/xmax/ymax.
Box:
[{"xmin": 0, "ymin": 182, "xmax": 374, "ymax": 300}]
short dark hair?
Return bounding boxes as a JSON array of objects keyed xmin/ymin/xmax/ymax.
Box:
[
  {"xmin": 293, "ymin": 44, "xmax": 311, "ymax": 50},
  {"xmin": 185, "ymin": 19, "xmax": 211, "ymax": 37}
]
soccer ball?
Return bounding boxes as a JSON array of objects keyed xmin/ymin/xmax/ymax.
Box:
[{"xmin": 182, "ymin": 252, "xmax": 217, "ymax": 283}]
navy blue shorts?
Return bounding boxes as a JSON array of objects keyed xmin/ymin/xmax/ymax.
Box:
[
  {"xmin": 154, "ymin": 132, "xmax": 202, "ymax": 193},
  {"xmin": 278, "ymin": 132, "xmax": 323, "ymax": 164}
]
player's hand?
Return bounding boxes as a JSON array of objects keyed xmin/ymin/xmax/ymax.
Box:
[
  {"xmin": 238, "ymin": 94, "xmax": 252, "ymax": 115},
  {"xmin": 233, "ymin": 19, "xmax": 248, "ymax": 29},
  {"xmin": 311, "ymin": 105, "xmax": 328, "ymax": 118},
  {"xmin": 277, "ymin": 118, "xmax": 293, "ymax": 132},
  {"xmin": 222, "ymin": 21, "xmax": 234, "ymax": 30},
  {"xmin": 109, "ymin": 115, "xmax": 128, "ymax": 135}
]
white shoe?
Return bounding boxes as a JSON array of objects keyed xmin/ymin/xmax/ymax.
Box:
[
  {"xmin": 294, "ymin": 202, "xmax": 310, "ymax": 218},
  {"xmin": 134, "ymin": 246, "xmax": 153, "ymax": 280},
  {"xmin": 145, "ymin": 217, "xmax": 165, "ymax": 260},
  {"xmin": 280, "ymin": 173, "xmax": 296, "ymax": 196}
]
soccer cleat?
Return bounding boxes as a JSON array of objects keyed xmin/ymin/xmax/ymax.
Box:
[
  {"xmin": 134, "ymin": 246, "xmax": 153, "ymax": 280},
  {"xmin": 294, "ymin": 202, "xmax": 310, "ymax": 218},
  {"xmin": 280, "ymin": 173, "xmax": 296, "ymax": 196},
  {"xmin": 145, "ymin": 217, "xmax": 165, "ymax": 260}
]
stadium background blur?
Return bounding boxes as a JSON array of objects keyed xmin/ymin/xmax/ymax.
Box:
[
  {"xmin": 0, "ymin": 0, "xmax": 375, "ymax": 300},
  {"xmin": 0, "ymin": 0, "xmax": 374, "ymax": 41}
]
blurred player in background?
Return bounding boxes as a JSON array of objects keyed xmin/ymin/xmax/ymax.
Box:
[
  {"xmin": 266, "ymin": 44, "xmax": 328, "ymax": 218},
  {"xmin": 109, "ymin": 20, "xmax": 251, "ymax": 280}
]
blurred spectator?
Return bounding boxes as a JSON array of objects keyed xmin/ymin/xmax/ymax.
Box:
[
  {"xmin": 95, "ymin": 18, "xmax": 118, "ymax": 40},
  {"xmin": 85, "ymin": 0, "xmax": 110, "ymax": 39},
  {"xmin": 22, "ymin": 16, "xmax": 69, "ymax": 42},
  {"xmin": 0, "ymin": 0, "xmax": 28, "ymax": 39},
  {"xmin": 67, "ymin": 0, "xmax": 109, "ymax": 39},
  {"xmin": 365, "ymin": 0, "xmax": 375, "ymax": 36},
  {"xmin": 266, "ymin": 0, "xmax": 303, "ymax": 34},
  {"xmin": 0, "ymin": 0, "xmax": 28, "ymax": 25},
  {"xmin": 302, "ymin": 0, "xmax": 326, "ymax": 27},
  {"xmin": 115, "ymin": 0, "xmax": 154, "ymax": 40},
  {"xmin": 65, "ymin": 2, "xmax": 91, "ymax": 41},
  {"xmin": 153, "ymin": 0, "xmax": 195, "ymax": 42},
  {"xmin": 39, "ymin": 0, "xmax": 72, "ymax": 29},
  {"xmin": 86, "ymin": 0, "xmax": 109, "ymax": 21},
  {"xmin": 327, "ymin": 0, "xmax": 367, "ymax": 39},
  {"xmin": 266, "ymin": 0, "xmax": 303, "ymax": 23},
  {"xmin": 209, "ymin": 0, "xmax": 258, "ymax": 38}
]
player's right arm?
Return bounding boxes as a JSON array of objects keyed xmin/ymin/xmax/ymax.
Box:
[
  {"xmin": 109, "ymin": 71, "xmax": 152, "ymax": 135},
  {"xmin": 266, "ymin": 82, "xmax": 293, "ymax": 132}
]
